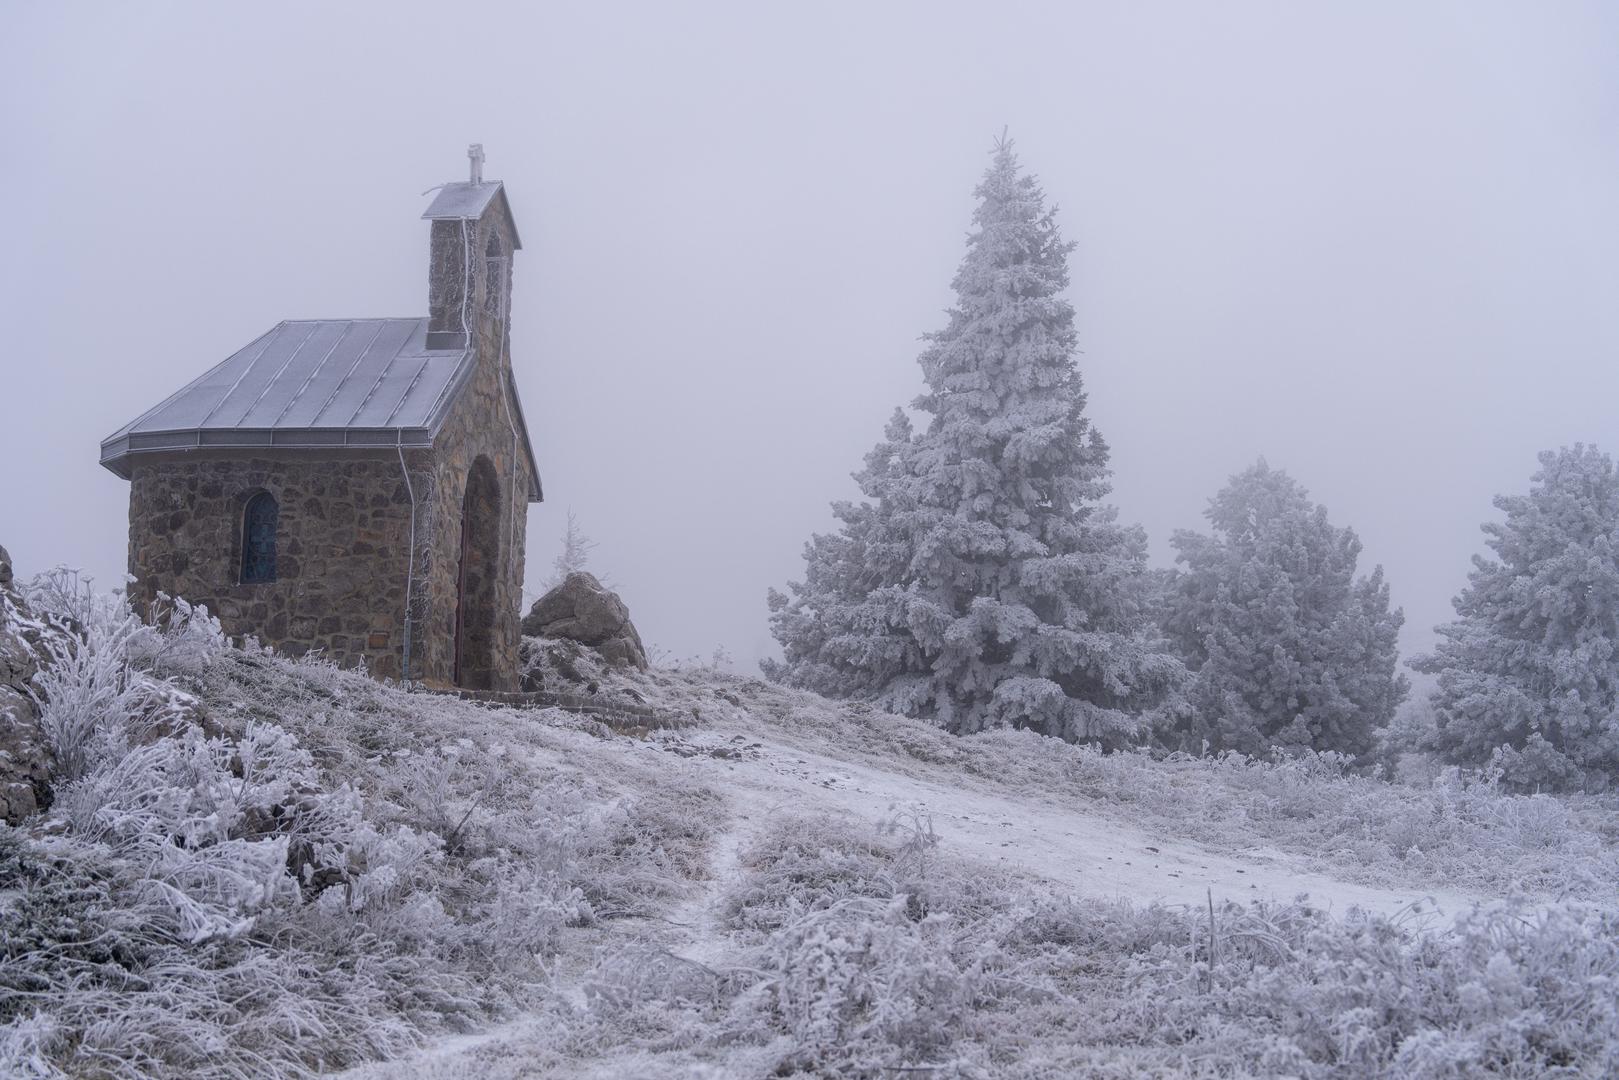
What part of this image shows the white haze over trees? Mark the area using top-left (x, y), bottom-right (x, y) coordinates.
top-left (4, 4), bottom-right (1618, 673)
top-left (766, 143), bottom-right (1184, 744)
top-left (764, 147), bottom-right (1619, 789)
top-left (1414, 445), bottom-right (1619, 791)
top-left (1161, 460), bottom-right (1407, 763)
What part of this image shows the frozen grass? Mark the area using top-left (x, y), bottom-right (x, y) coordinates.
top-left (0, 577), bottom-right (721, 1079)
top-left (613, 665), bottom-right (1619, 901)
top-left (7, 589), bottom-right (1619, 1078)
top-left (574, 812), bottom-right (1619, 1079)
top-left (195, 650), bottom-right (722, 920)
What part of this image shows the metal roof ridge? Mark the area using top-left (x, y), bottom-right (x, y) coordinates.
top-left (279, 316), bottom-right (424, 324)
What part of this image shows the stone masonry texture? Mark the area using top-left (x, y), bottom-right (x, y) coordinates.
top-left (124, 187), bottom-right (534, 689)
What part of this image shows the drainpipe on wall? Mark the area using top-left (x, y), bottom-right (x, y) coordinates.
top-left (396, 436), bottom-right (418, 685)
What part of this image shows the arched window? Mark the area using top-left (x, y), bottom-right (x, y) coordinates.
top-left (240, 492), bottom-right (279, 584)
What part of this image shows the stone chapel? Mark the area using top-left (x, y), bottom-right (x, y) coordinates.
top-left (100, 147), bottom-right (542, 690)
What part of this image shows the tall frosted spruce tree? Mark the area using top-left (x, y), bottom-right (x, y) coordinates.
top-left (1161, 461), bottom-right (1406, 762)
top-left (1413, 445), bottom-right (1619, 791)
top-left (766, 141), bottom-right (1184, 744)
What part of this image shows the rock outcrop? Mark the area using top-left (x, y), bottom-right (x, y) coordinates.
top-left (0, 544), bottom-right (53, 823)
top-left (522, 572), bottom-right (647, 670)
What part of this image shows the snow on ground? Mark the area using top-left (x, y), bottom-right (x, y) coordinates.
top-left (15, 596), bottom-right (1618, 1077)
top-left (332, 669), bottom-right (1523, 1079)
top-left (642, 725), bottom-right (1475, 921)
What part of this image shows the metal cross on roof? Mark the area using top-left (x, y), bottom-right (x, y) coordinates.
top-left (468, 143), bottom-right (484, 184)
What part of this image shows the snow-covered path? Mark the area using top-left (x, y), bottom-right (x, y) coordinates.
top-left (663, 806), bottom-right (753, 968)
top-left (649, 726), bottom-right (1480, 922)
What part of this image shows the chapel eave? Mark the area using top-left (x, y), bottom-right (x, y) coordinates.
top-left (97, 316), bottom-right (544, 502)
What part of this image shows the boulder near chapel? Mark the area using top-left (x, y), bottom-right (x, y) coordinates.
top-left (100, 147), bottom-right (542, 690)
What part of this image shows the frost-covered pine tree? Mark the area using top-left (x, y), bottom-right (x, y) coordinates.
top-left (1161, 460), bottom-right (1407, 761)
top-left (763, 409), bottom-right (919, 698)
top-left (768, 139), bottom-right (1184, 744)
top-left (1413, 445), bottom-right (1619, 791)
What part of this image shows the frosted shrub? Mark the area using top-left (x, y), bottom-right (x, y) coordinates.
top-left (3, 580), bottom-right (598, 1076)
top-left (585, 807), bottom-right (1619, 1078)
top-left (3, 601), bottom-right (418, 1075)
top-left (734, 895), bottom-right (991, 1071)
top-left (1118, 897), bottom-right (1619, 1078)
top-left (1483, 792), bottom-right (1577, 851)
top-left (0, 1010), bottom-right (58, 1080)
top-left (5, 571), bottom-right (732, 1078)
top-left (133, 591), bottom-right (231, 676)
top-left (28, 580), bottom-right (171, 781)
top-left (341, 749), bottom-right (592, 968)
top-left (20, 566), bottom-right (103, 631)
top-left (581, 945), bottom-right (723, 1045)
top-left (724, 815), bottom-right (898, 931)
top-left (36, 607), bottom-right (367, 942)
top-left (56, 730), bottom-right (302, 943)
top-left (0, 822), bottom-right (428, 1079)
top-left (699, 817), bottom-right (1033, 1073)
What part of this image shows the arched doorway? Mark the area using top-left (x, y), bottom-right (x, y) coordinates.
top-left (453, 455), bottom-right (501, 688)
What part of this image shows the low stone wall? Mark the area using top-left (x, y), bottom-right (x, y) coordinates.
top-left (439, 687), bottom-right (693, 731)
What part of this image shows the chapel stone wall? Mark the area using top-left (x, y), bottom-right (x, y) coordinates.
top-left (414, 204), bottom-right (530, 691)
top-left (126, 452), bottom-right (424, 679)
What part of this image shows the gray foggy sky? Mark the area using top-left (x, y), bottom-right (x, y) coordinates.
top-left (3, 1), bottom-right (1617, 671)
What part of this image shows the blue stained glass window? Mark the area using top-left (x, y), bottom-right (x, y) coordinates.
top-left (241, 492), bottom-right (278, 584)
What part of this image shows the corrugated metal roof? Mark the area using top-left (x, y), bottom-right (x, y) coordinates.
top-left (99, 318), bottom-right (542, 501)
top-left (422, 181), bottom-right (522, 250)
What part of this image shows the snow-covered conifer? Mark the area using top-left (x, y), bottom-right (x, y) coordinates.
top-left (1413, 445), bottom-right (1619, 790)
top-left (764, 409), bottom-right (917, 697)
top-left (1162, 460), bottom-right (1406, 761)
top-left (768, 140), bottom-right (1183, 743)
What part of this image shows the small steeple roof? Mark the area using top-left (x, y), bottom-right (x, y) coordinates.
top-left (421, 182), bottom-right (522, 250)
